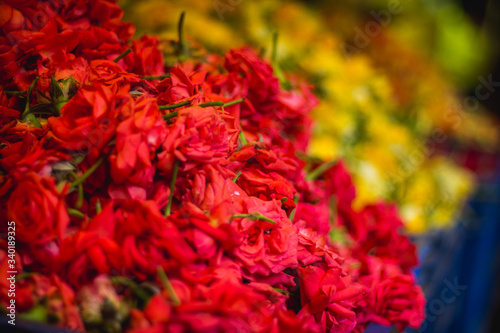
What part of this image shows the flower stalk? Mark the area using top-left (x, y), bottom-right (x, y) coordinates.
top-left (142, 74), bottom-right (171, 80)
top-left (306, 159), bottom-right (338, 181)
top-left (164, 159), bottom-right (179, 216)
top-left (71, 156), bottom-right (106, 188)
top-left (113, 48), bottom-right (131, 63)
top-left (157, 266), bottom-right (181, 306)
top-left (159, 100), bottom-right (191, 111)
top-left (231, 213), bottom-right (276, 224)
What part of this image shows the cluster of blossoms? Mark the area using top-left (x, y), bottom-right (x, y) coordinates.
top-left (0, 1), bottom-right (425, 332)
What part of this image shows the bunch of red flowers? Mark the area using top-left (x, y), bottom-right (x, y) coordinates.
top-left (0, 1), bottom-right (425, 332)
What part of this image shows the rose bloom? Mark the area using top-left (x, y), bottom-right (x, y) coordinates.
top-left (5, 171), bottom-right (69, 245)
top-left (183, 164), bottom-right (243, 211)
top-left (113, 200), bottom-right (198, 281)
top-left (156, 65), bottom-right (206, 104)
top-left (356, 203), bottom-right (418, 273)
top-left (127, 279), bottom-right (320, 333)
top-left (230, 197), bottom-right (298, 283)
top-left (158, 106), bottom-right (230, 172)
top-left (357, 257), bottom-right (425, 331)
top-left (48, 82), bottom-right (132, 155)
top-left (109, 96), bottom-right (168, 189)
top-left (46, 274), bottom-right (85, 331)
top-left (124, 35), bottom-right (164, 76)
top-left (0, 132), bottom-right (67, 177)
top-left (89, 59), bottom-right (141, 88)
top-left (57, 230), bottom-right (123, 287)
top-left (228, 144), bottom-right (299, 210)
top-left (297, 264), bottom-right (366, 333)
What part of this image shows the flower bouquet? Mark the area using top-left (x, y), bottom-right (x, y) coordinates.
top-left (123, 0), bottom-right (500, 234)
top-left (0, 1), bottom-right (424, 332)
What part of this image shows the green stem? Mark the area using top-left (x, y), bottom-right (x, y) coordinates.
top-left (111, 277), bottom-right (151, 302)
top-left (4, 90), bottom-right (27, 96)
top-left (198, 98), bottom-right (245, 108)
top-left (163, 111), bottom-right (179, 121)
top-left (231, 213), bottom-right (276, 224)
top-left (68, 208), bottom-right (84, 218)
top-left (113, 49), bottom-right (131, 63)
top-left (177, 12), bottom-right (188, 61)
top-left (96, 199), bottom-right (102, 214)
top-left (232, 171), bottom-right (242, 183)
top-left (162, 111), bottom-right (179, 121)
top-left (199, 101), bottom-right (224, 107)
top-left (289, 195), bottom-right (299, 222)
top-left (157, 266), bottom-right (181, 306)
top-left (270, 33), bottom-right (290, 90)
top-left (328, 196), bottom-right (337, 225)
top-left (274, 288), bottom-right (291, 296)
top-left (305, 159), bottom-right (338, 181)
top-left (142, 74), bottom-right (171, 80)
top-left (239, 131), bottom-right (248, 146)
top-left (71, 156), bottom-right (106, 188)
top-left (164, 159), bottom-right (179, 216)
top-left (76, 183), bottom-right (84, 209)
top-left (159, 100), bottom-right (190, 110)
top-left (16, 272), bottom-right (35, 281)
top-left (272, 32), bottom-right (278, 64)
top-left (223, 98), bottom-right (245, 107)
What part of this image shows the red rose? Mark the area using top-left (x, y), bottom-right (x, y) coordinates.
top-left (75, 26), bottom-right (124, 62)
top-left (158, 106), bottom-right (230, 172)
top-left (324, 161), bottom-right (357, 213)
top-left (172, 202), bottom-right (242, 257)
top-left (124, 35), bottom-right (164, 76)
top-left (297, 264), bottom-right (365, 332)
top-left (227, 144), bottom-right (301, 212)
top-left (89, 59), bottom-right (141, 88)
top-left (358, 258), bottom-right (425, 331)
top-left (45, 274), bottom-right (85, 331)
top-left (0, 133), bottom-right (66, 177)
top-left (356, 203), bottom-right (418, 273)
top-left (109, 96), bottom-right (168, 188)
top-left (224, 47), bottom-right (279, 106)
top-left (5, 172), bottom-right (69, 245)
top-left (295, 202), bottom-right (331, 235)
top-left (230, 197), bottom-right (298, 281)
top-left (156, 66), bottom-right (206, 104)
top-left (48, 82), bottom-right (129, 155)
top-left (113, 200), bottom-right (198, 281)
top-left (295, 221), bottom-right (343, 267)
top-left (56, 203), bottom-right (122, 286)
top-left (182, 164), bottom-right (244, 211)
top-left (1, 20), bottom-right (78, 90)
top-left (57, 230), bottom-right (123, 287)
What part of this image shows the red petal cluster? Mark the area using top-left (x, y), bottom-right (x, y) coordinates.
top-left (0, 1), bottom-right (425, 332)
